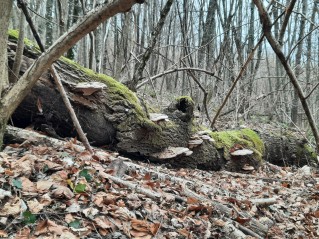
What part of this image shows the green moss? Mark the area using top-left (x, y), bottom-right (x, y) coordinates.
top-left (210, 129), bottom-right (265, 160)
top-left (175, 96), bottom-right (194, 106)
top-left (59, 57), bottom-right (158, 131)
top-left (304, 144), bottom-right (317, 160)
top-left (8, 29), bottom-right (41, 52)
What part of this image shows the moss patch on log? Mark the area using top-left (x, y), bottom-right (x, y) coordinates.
top-left (210, 129), bottom-right (265, 161)
top-left (60, 57), bottom-right (157, 132)
top-left (8, 29), bottom-right (41, 53)
top-left (8, 30), bottom-right (157, 136)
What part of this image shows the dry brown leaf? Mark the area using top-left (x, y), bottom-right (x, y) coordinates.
top-left (149, 222), bottom-right (160, 235)
top-left (131, 219), bottom-right (150, 232)
top-left (27, 198), bottom-right (44, 213)
top-left (65, 214), bottom-right (75, 224)
top-left (59, 231), bottom-right (79, 239)
top-left (51, 185), bottom-right (74, 199)
top-left (93, 191), bottom-right (108, 207)
top-left (0, 230), bottom-right (8, 238)
top-left (82, 207), bottom-right (99, 219)
top-left (39, 193), bottom-right (52, 206)
top-left (50, 171), bottom-right (69, 184)
top-left (35, 219), bottom-right (68, 236)
top-left (144, 172), bottom-right (151, 181)
top-left (312, 210), bottom-right (319, 218)
top-left (235, 216), bottom-right (251, 224)
top-left (0, 197), bottom-right (22, 216)
top-left (35, 158), bottom-right (63, 171)
top-left (213, 219), bottom-right (226, 227)
top-left (94, 216), bottom-right (113, 230)
top-left (14, 227), bottom-right (32, 239)
top-left (36, 180), bottom-right (54, 192)
top-left (177, 228), bottom-right (190, 237)
top-left (12, 154), bottom-right (36, 177)
top-left (78, 151), bottom-right (92, 161)
top-left (130, 230), bottom-right (151, 239)
top-left (187, 197), bottom-right (199, 204)
top-left (21, 177), bottom-right (36, 193)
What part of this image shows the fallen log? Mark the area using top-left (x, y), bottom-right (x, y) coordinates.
top-left (6, 31), bottom-right (318, 171)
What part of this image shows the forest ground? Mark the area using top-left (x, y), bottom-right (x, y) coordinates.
top-left (0, 125), bottom-right (318, 239)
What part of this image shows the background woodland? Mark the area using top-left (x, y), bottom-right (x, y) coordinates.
top-left (7, 0), bottom-right (319, 137)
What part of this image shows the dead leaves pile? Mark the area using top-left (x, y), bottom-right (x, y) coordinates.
top-left (0, 141), bottom-right (318, 238)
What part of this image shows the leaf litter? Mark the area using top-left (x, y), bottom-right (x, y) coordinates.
top-left (0, 139), bottom-right (318, 238)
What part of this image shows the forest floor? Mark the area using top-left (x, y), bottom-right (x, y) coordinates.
top-left (0, 130), bottom-right (318, 239)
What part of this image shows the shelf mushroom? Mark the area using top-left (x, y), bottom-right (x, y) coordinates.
top-left (74, 82), bottom-right (106, 96)
top-left (151, 147), bottom-right (193, 160)
top-left (230, 149), bottom-right (254, 156)
top-left (149, 113), bottom-right (169, 124)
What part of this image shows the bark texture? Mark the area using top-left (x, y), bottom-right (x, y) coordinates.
top-left (0, 0), bottom-right (13, 149)
top-left (6, 36), bottom-right (318, 171)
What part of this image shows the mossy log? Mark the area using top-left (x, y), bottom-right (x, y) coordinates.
top-left (5, 33), bottom-right (318, 171)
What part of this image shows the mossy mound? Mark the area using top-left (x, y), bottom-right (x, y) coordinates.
top-left (8, 29), bottom-right (41, 53)
top-left (210, 128), bottom-right (265, 161)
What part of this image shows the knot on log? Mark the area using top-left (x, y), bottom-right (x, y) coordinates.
top-left (165, 96), bottom-right (194, 122)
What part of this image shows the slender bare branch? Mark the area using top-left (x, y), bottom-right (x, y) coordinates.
top-left (210, 34), bottom-right (265, 129)
top-left (278, 0), bottom-right (297, 45)
top-left (137, 67), bottom-right (221, 89)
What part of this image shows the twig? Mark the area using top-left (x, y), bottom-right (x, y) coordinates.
top-left (210, 34), bottom-right (265, 129)
top-left (137, 67), bottom-right (221, 89)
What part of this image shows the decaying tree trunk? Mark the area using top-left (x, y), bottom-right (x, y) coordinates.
top-left (5, 35), bottom-right (318, 171)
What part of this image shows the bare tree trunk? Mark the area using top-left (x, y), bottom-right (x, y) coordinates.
top-left (290, 0), bottom-right (307, 125)
top-left (0, 0), bottom-right (13, 148)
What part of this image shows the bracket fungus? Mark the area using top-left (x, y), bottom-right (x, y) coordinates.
top-left (230, 149), bottom-right (254, 156)
top-left (151, 147), bottom-right (193, 160)
top-left (74, 82), bottom-right (106, 96)
top-left (149, 113), bottom-right (169, 123)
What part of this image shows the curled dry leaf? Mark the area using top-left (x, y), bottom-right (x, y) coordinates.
top-left (21, 177), bottom-right (37, 193)
top-left (27, 198), bottom-right (44, 214)
top-left (51, 185), bottom-right (74, 199)
top-left (0, 230), bottom-right (8, 238)
top-left (94, 216), bottom-right (113, 230)
top-left (35, 219), bottom-right (69, 236)
top-left (130, 219), bottom-right (153, 238)
top-left (78, 151), bottom-right (93, 161)
top-left (36, 180), bottom-right (54, 193)
top-left (12, 154), bottom-right (36, 177)
top-left (82, 207), bottom-right (99, 219)
top-left (39, 193), bottom-right (52, 206)
top-left (0, 197), bottom-right (22, 216)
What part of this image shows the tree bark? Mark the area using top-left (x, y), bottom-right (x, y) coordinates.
top-left (0, 0), bottom-right (13, 149)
